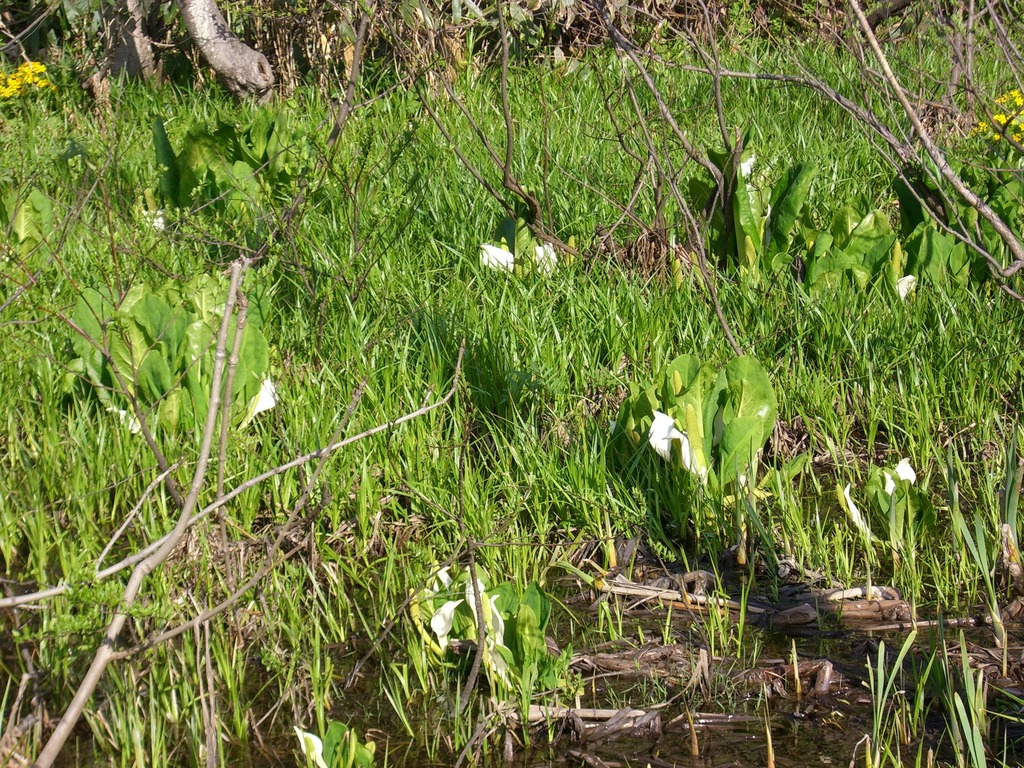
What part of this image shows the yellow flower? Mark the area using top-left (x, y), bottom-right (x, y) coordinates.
top-left (995, 89), bottom-right (1024, 108)
top-left (0, 61), bottom-right (54, 98)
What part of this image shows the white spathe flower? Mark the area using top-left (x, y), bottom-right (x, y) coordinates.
top-left (293, 727), bottom-right (328, 768)
top-left (883, 472), bottom-right (897, 496)
top-left (430, 597), bottom-right (463, 650)
top-left (883, 458), bottom-right (917, 495)
top-left (843, 483), bottom-right (878, 543)
top-left (241, 379), bottom-right (279, 428)
top-left (435, 566), bottom-right (454, 589)
top-left (896, 275), bottom-right (917, 300)
top-left (464, 578), bottom-right (510, 682)
top-left (252, 379), bottom-right (278, 416)
top-left (739, 154), bottom-right (756, 177)
top-left (533, 242), bottom-right (557, 274)
top-left (480, 243), bottom-right (515, 271)
top-left (648, 410), bottom-right (685, 463)
top-left (108, 406), bottom-right (141, 435)
top-left (648, 410), bottom-right (705, 478)
top-left (894, 458), bottom-right (916, 484)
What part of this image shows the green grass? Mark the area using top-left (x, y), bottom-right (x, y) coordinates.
top-left (1, 29), bottom-right (1023, 767)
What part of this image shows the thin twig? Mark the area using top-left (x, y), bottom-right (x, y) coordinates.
top-left (31, 260), bottom-right (248, 768)
top-left (849, 0), bottom-right (1024, 277)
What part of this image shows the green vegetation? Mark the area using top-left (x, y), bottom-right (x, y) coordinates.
top-left (1, 22), bottom-right (1023, 768)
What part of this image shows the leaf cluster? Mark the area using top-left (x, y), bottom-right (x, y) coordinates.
top-left (65, 274), bottom-right (272, 435)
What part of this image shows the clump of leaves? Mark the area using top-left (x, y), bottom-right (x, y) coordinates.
top-left (151, 111), bottom-right (310, 221)
top-left (838, 458), bottom-right (935, 565)
top-left (802, 203), bottom-right (909, 295)
top-left (65, 274), bottom-right (274, 435)
top-left (479, 213), bottom-right (568, 275)
top-left (701, 129), bottom-right (817, 285)
top-left (0, 186), bottom-right (52, 259)
top-left (410, 567), bottom-right (572, 702)
top-left (294, 721), bottom-right (375, 768)
top-left (612, 354), bottom-right (778, 493)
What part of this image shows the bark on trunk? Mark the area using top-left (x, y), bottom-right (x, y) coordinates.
top-left (179, 0), bottom-right (274, 101)
top-left (109, 0), bottom-right (157, 79)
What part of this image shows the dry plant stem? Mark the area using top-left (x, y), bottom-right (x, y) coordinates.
top-left (849, 0), bottom-right (1024, 276)
top-left (113, 377), bottom-right (371, 653)
top-left (495, 0), bottom-right (542, 224)
top-left (592, 0), bottom-right (723, 190)
top-left (326, 12), bottom-right (370, 154)
top-left (95, 463), bottom-right (180, 574)
top-left (0, 348), bottom-right (463, 612)
top-left (988, 1), bottom-right (1024, 88)
top-left (621, 78), bottom-right (743, 355)
top-left (218, 296), bottom-right (247, 498)
top-left (30, 260), bottom-right (248, 768)
top-left (196, 620), bottom-right (218, 768)
top-left (217, 295), bottom-right (248, 592)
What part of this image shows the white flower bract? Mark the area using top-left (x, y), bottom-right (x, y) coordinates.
top-left (882, 458), bottom-right (917, 495)
top-left (533, 242), bottom-right (557, 274)
top-left (108, 406), bottom-right (141, 435)
top-left (252, 379), bottom-right (278, 416)
top-left (480, 243), bottom-right (515, 271)
top-left (896, 275), bottom-right (917, 300)
top-left (894, 458), bottom-right (916, 484)
top-left (843, 483), bottom-right (878, 543)
top-left (293, 727), bottom-right (328, 768)
top-left (648, 410), bottom-right (685, 463)
top-left (648, 410), bottom-right (705, 478)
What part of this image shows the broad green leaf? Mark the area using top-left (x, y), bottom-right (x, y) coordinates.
top-left (673, 360), bottom-right (720, 466)
top-left (662, 354), bottom-right (701, 400)
top-left (71, 288), bottom-right (115, 370)
top-left (118, 283), bottom-right (147, 315)
top-left (189, 275), bottom-right (226, 323)
top-left (766, 162), bottom-right (817, 258)
top-left (893, 175), bottom-right (932, 237)
top-left (495, 216), bottom-right (519, 256)
top-left (733, 169), bottom-right (762, 258)
top-left (741, 234), bottom-right (757, 271)
top-left (10, 188), bottom-right (52, 253)
top-left (903, 223), bottom-right (960, 285)
top-left (107, 305), bottom-right (151, 394)
top-left (831, 205), bottom-right (863, 243)
top-left (129, 293), bottom-right (173, 347)
top-left (840, 210), bottom-right (895, 274)
top-left (137, 349), bottom-right (175, 402)
top-left (489, 581), bottom-right (519, 618)
top-left (803, 232), bottom-right (837, 287)
top-left (682, 402), bottom-right (710, 476)
top-left (719, 416), bottom-right (764, 486)
top-left (162, 389), bottom-right (181, 432)
top-left (720, 356), bottom-right (778, 428)
top-left (153, 118), bottom-right (181, 205)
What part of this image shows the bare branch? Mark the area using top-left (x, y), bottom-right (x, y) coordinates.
top-left (849, 0), bottom-right (1024, 277)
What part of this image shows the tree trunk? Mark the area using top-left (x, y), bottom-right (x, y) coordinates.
top-left (179, 0), bottom-right (274, 101)
top-left (109, 0), bottom-right (157, 80)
